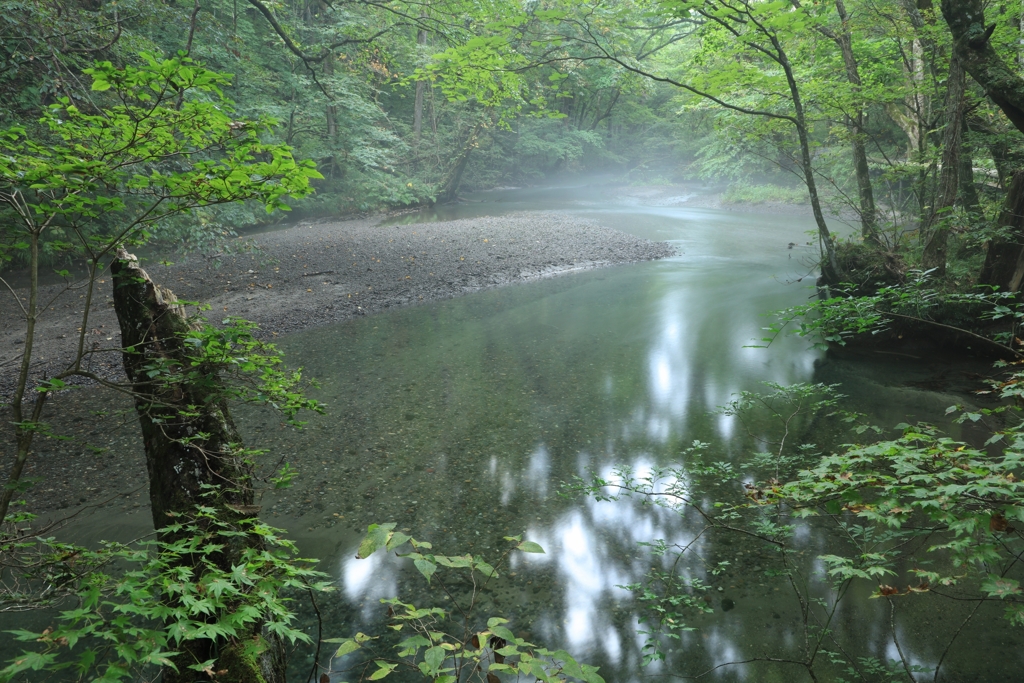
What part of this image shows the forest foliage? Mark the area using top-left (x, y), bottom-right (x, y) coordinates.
top-left (8, 0), bottom-right (1024, 681)
top-left (4, 0), bottom-right (1024, 283)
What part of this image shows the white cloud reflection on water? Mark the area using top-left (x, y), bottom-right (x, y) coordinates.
top-left (507, 458), bottom-right (705, 668)
top-left (331, 290), bottom-right (824, 681)
top-left (341, 546), bottom-right (400, 619)
top-left (646, 291), bottom-right (691, 435)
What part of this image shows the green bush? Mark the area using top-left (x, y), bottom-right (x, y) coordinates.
top-left (721, 183), bottom-right (808, 205)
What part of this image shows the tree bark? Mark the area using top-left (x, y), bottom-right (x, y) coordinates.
top-left (896, 0), bottom-right (941, 223)
top-left (324, 53), bottom-right (337, 142)
top-left (413, 27), bottom-right (427, 142)
top-left (940, 0), bottom-right (1024, 287)
top-left (958, 117), bottom-right (981, 212)
top-left (435, 122), bottom-right (481, 204)
top-left (111, 249), bottom-right (285, 683)
top-left (942, 0), bottom-right (1024, 136)
top-left (0, 230), bottom-right (40, 525)
top-left (832, 0), bottom-right (879, 243)
top-left (777, 46), bottom-right (841, 281)
top-left (979, 171), bottom-right (1024, 290)
top-left (590, 88), bottom-right (620, 130)
top-left (765, 1), bottom-right (841, 278)
top-left (921, 53), bottom-right (966, 274)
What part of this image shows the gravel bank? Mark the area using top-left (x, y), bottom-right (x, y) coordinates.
top-left (2, 211), bottom-right (671, 516)
top-left (1, 211), bottom-right (673, 400)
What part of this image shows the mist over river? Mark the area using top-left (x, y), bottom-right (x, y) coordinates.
top-left (13, 183), bottom-right (1015, 681)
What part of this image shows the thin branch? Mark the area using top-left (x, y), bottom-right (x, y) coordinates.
top-left (879, 309), bottom-right (1023, 358)
top-left (888, 597), bottom-right (917, 682)
top-left (0, 274), bottom-right (28, 317)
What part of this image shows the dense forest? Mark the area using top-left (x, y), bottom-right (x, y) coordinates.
top-left (5, 0), bottom-right (1024, 256)
top-left (6, 0), bottom-right (1024, 681)
top-left (6, 0), bottom-right (1024, 275)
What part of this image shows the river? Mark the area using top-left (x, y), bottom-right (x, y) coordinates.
top-left (250, 183), bottom-right (1012, 682)
top-left (9, 182), bottom-right (1018, 681)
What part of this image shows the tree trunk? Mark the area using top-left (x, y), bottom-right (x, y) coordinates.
top-left (897, 0), bottom-right (938, 223)
top-left (833, 0), bottom-right (879, 243)
top-left (590, 88), bottom-right (620, 130)
top-left (110, 249), bottom-right (285, 683)
top-left (414, 81), bottom-right (425, 139)
top-left (325, 53), bottom-right (337, 141)
top-left (849, 118), bottom-right (878, 241)
top-left (921, 53), bottom-right (966, 275)
top-left (413, 26), bottom-right (427, 143)
top-left (776, 42), bottom-right (841, 281)
top-left (942, 0), bottom-right (1024, 136)
top-left (979, 171), bottom-right (1024, 290)
top-left (958, 118), bottom-right (981, 212)
top-left (435, 123), bottom-right (481, 204)
top-left (323, 39), bottom-right (337, 178)
top-left (0, 229), bottom-right (44, 525)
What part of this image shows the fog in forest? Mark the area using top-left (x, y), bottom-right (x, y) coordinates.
top-left (3, 1), bottom-right (1024, 682)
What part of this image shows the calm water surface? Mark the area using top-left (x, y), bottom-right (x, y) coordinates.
top-left (239, 185), bottom-right (1015, 682)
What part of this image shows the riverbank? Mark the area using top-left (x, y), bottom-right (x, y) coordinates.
top-left (608, 181), bottom-right (860, 219)
top-left (1, 211), bottom-right (673, 516)
top-left (0, 211), bottom-right (674, 400)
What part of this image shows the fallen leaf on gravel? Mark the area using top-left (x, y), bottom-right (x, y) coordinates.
top-left (306, 288), bottom-right (312, 292)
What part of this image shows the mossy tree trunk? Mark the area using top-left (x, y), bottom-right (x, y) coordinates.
top-left (111, 249), bottom-right (285, 683)
top-left (958, 118), bottom-right (981, 213)
top-left (435, 122), bottom-right (482, 204)
top-left (832, 0), bottom-right (879, 244)
top-left (942, 0), bottom-right (1024, 136)
top-left (942, 0), bottom-right (1024, 289)
top-left (921, 53), bottom-right (967, 275)
top-left (979, 171), bottom-right (1024, 291)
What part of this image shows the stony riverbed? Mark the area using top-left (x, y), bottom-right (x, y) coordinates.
top-left (0, 211), bottom-right (673, 515)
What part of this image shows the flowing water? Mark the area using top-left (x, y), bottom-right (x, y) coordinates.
top-left (13, 183), bottom-right (1021, 681)
top-left (243, 183), bottom-right (1016, 682)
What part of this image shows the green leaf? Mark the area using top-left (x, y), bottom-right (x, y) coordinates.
top-left (552, 651), bottom-right (583, 679)
top-left (424, 646), bottom-right (445, 672)
top-left (517, 541), bottom-right (544, 554)
top-left (397, 635), bottom-right (431, 657)
top-left (982, 575), bottom-right (1022, 599)
top-left (474, 559), bottom-right (497, 577)
top-left (368, 662), bottom-right (397, 680)
top-left (333, 639), bottom-right (361, 657)
top-left (414, 558), bottom-right (437, 583)
top-left (529, 658), bottom-right (550, 682)
top-left (358, 523), bottom-right (396, 559)
top-left (491, 625), bottom-right (516, 642)
top-left (386, 532), bottom-right (412, 551)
